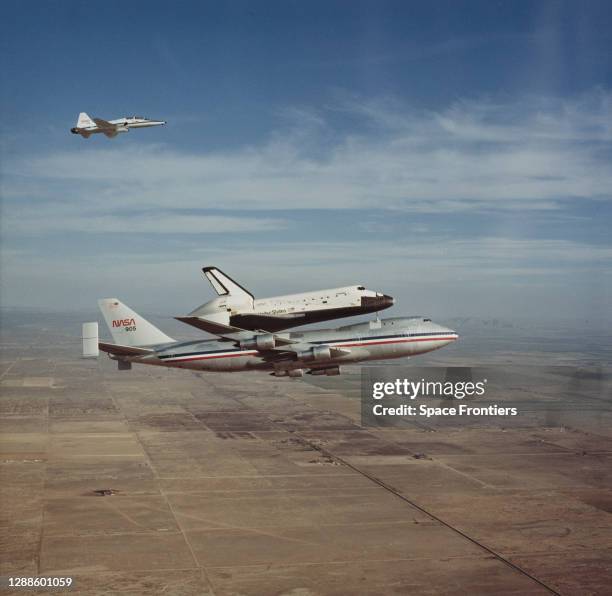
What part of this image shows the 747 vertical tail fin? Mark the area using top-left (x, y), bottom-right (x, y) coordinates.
top-left (98, 298), bottom-right (175, 347)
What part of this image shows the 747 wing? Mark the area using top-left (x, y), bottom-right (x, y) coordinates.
top-left (175, 315), bottom-right (350, 362)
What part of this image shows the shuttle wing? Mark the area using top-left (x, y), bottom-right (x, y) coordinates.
top-left (174, 316), bottom-right (255, 338)
top-left (230, 312), bottom-right (305, 332)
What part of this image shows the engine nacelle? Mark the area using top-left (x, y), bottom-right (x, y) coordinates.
top-left (297, 345), bottom-right (332, 362)
top-left (308, 366), bottom-right (340, 376)
top-left (116, 126), bottom-right (129, 133)
top-left (240, 334), bottom-right (275, 351)
top-left (272, 368), bottom-right (304, 378)
top-left (70, 127), bottom-right (79, 134)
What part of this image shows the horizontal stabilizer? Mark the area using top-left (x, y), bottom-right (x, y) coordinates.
top-left (98, 342), bottom-right (154, 357)
top-left (82, 322), bottom-right (99, 358)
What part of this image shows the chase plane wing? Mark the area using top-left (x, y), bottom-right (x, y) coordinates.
top-left (93, 117), bottom-right (116, 130)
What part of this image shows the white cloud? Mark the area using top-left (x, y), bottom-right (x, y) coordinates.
top-left (2, 236), bottom-right (609, 321)
top-left (4, 92), bottom-right (612, 233)
top-left (4, 211), bottom-right (286, 235)
top-left (2, 93), bottom-right (611, 319)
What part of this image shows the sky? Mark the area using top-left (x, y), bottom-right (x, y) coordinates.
top-left (1, 0), bottom-right (611, 324)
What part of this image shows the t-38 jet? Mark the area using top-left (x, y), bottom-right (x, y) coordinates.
top-left (188, 266), bottom-right (395, 332)
top-left (70, 112), bottom-right (166, 138)
top-left (86, 298), bottom-right (458, 378)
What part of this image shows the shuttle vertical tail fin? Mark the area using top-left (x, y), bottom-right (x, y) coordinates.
top-left (202, 267), bottom-right (254, 304)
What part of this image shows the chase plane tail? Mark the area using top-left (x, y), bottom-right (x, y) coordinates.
top-left (77, 112), bottom-right (95, 128)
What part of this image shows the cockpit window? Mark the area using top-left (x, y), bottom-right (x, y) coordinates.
top-left (357, 286), bottom-right (365, 290)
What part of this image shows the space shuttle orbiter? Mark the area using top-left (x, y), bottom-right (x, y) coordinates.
top-left (178, 267), bottom-right (394, 334)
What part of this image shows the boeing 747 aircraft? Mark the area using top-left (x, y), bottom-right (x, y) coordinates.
top-left (189, 266), bottom-right (394, 332)
top-left (70, 112), bottom-right (166, 138)
top-left (88, 299), bottom-right (458, 378)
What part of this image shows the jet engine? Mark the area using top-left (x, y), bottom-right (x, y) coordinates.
top-left (240, 334), bottom-right (276, 350)
top-left (271, 368), bottom-right (304, 378)
top-left (70, 127), bottom-right (79, 134)
top-left (297, 345), bottom-right (332, 362)
top-left (308, 366), bottom-right (341, 376)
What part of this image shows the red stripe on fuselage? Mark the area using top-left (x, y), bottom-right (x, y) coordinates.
top-left (162, 336), bottom-right (458, 363)
top-left (166, 350), bottom-right (259, 363)
top-left (334, 336), bottom-right (458, 348)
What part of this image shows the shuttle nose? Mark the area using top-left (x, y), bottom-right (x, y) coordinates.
top-left (362, 294), bottom-right (395, 311)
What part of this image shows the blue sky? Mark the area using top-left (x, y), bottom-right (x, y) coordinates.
top-left (1, 1), bottom-right (611, 322)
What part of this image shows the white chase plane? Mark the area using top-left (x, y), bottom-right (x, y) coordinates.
top-left (88, 298), bottom-right (458, 378)
top-left (70, 112), bottom-right (166, 138)
top-left (187, 266), bottom-right (395, 333)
